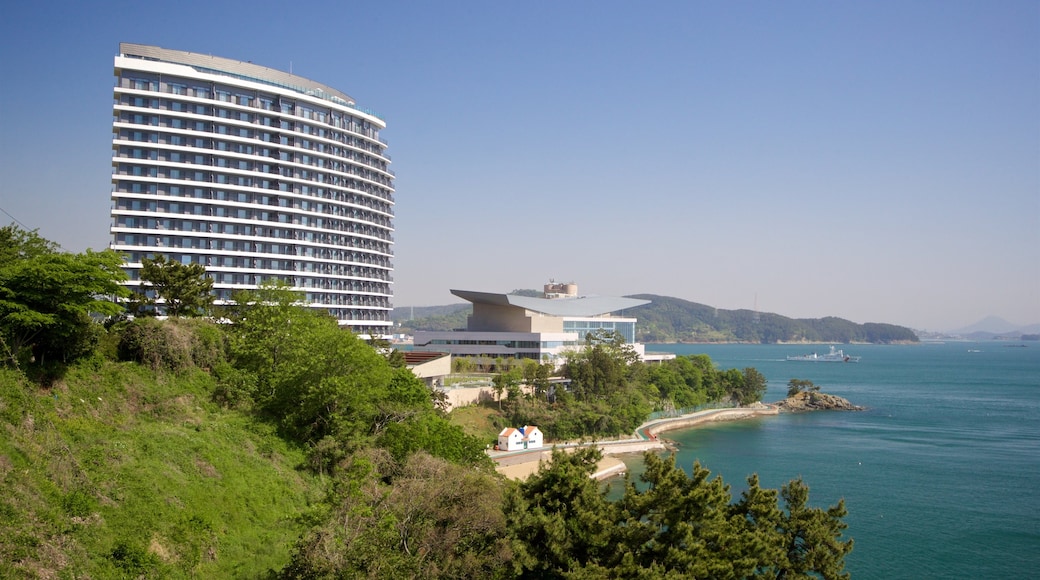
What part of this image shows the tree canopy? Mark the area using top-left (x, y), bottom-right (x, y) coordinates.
top-left (137, 254), bottom-right (213, 317)
top-left (0, 225), bottom-right (128, 369)
top-left (505, 448), bottom-right (853, 579)
top-left (220, 281), bottom-right (488, 467)
top-left (0, 229), bottom-right (854, 578)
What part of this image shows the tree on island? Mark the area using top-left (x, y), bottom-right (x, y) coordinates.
top-left (787, 378), bottom-right (821, 397)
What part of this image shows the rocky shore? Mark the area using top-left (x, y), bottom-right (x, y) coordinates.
top-left (774, 391), bottom-right (864, 412)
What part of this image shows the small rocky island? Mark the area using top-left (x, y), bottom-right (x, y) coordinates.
top-left (774, 379), bottom-right (864, 412)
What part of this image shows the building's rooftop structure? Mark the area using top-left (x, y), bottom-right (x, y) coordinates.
top-left (119, 43), bottom-right (361, 112)
top-left (450, 289), bottom-right (649, 318)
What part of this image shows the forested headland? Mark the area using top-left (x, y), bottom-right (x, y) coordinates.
top-left (1, 225), bottom-right (853, 578)
top-left (393, 292), bottom-right (918, 344)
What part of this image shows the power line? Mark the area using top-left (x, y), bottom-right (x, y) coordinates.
top-left (0, 206), bottom-right (68, 252)
top-left (0, 205), bottom-right (31, 231)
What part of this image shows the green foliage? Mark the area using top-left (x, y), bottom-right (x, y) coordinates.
top-left (733, 367), bottom-right (768, 406)
top-left (504, 447), bottom-right (613, 575)
top-left (398, 294), bottom-right (918, 343)
top-left (392, 303), bottom-right (471, 333)
top-left (0, 359), bottom-right (323, 578)
top-left (137, 254), bottom-right (214, 317)
top-left (778, 478), bottom-right (854, 579)
top-left (493, 367), bottom-right (522, 411)
top-left (628, 294), bottom-right (918, 344)
top-left (0, 225), bottom-right (129, 370)
top-left (564, 331), bottom-right (639, 401)
top-left (223, 281), bottom-right (488, 466)
top-left (109, 541), bottom-right (161, 576)
top-left (115, 317), bottom-right (227, 372)
top-left (0, 228), bottom-right (852, 577)
top-left (787, 378), bottom-right (819, 397)
top-left (282, 450), bottom-right (510, 579)
top-left (505, 450), bottom-right (853, 579)
top-left (209, 361), bottom-right (258, 409)
top-left (496, 345), bottom-right (767, 441)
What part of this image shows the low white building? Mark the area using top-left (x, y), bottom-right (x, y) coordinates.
top-left (498, 425), bottom-right (543, 451)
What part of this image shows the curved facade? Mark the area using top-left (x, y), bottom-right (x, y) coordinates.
top-left (109, 43), bottom-right (394, 335)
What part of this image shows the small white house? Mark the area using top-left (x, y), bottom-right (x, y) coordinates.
top-left (498, 425), bottom-right (543, 451)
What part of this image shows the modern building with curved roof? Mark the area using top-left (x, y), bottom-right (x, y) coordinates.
top-left (413, 283), bottom-right (652, 364)
top-left (108, 43), bottom-right (394, 335)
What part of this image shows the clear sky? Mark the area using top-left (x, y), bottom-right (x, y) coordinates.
top-left (1, 1), bottom-right (1037, 331)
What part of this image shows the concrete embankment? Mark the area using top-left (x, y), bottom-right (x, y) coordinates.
top-left (642, 405), bottom-right (779, 439)
top-left (492, 405), bottom-right (779, 481)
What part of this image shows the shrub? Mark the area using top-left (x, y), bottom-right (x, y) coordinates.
top-left (210, 362), bottom-right (256, 409)
top-left (115, 318), bottom-right (227, 372)
top-left (61, 489), bottom-right (96, 518)
top-left (109, 541), bottom-right (160, 576)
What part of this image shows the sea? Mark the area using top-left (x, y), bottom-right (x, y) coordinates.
top-left (604, 342), bottom-right (1040, 579)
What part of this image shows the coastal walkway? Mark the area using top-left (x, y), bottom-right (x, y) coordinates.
top-left (489, 403), bottom-right (780, 480)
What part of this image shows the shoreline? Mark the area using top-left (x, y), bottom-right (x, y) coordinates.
top-left (492, 404), bottom-right (780, 481)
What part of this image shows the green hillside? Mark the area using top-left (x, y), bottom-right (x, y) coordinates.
top-left (391, 303), bottom-right (469, 332)
top-left (628, 294), bottom-right (918, 343)
top-left (0, 226), bottom-right (855, 578)
top-left (0, 364), bottom-right (322, 578)
top-left (394, 293), bottom-right (918, 344)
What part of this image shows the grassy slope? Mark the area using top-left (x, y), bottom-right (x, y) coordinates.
top-left (0, 363), bottom-right (323, 579)
top-left (448, 404), bottom-right (502, 443)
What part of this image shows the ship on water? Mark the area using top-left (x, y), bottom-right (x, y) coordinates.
top-left (786, 345), bottom-right (861, 363)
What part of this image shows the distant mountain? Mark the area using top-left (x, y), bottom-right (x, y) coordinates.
top-left (626, 294), bottom-right (917, 344)
top-left (391, 303), bottom-right (470, 331)
top-left (952, 316), bottom-right (1020, 335)
top-left (948, 317), bottom-right (1040, 340)
top-left (392, 293), bottom-right (918, 344)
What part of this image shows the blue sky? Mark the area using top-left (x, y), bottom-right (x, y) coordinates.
top-left (1, 1), bottom-right (1037, 331)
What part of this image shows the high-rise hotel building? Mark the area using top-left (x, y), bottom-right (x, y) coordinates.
top-left (109, 43), bottom-right (394, 335)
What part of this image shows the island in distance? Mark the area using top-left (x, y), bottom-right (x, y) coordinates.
top-left (775, 391), bottom-right (865, 412)
top-left (774, 379), bottom-right (864, 412)
top-left (393, 292), bottom-right (919, 344)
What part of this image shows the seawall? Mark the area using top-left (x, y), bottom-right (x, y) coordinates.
top-left (642, 405), bottom-right (780, 439)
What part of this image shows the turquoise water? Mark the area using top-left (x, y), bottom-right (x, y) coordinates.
top-left (608, 342), bottom-right (1040, 579)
